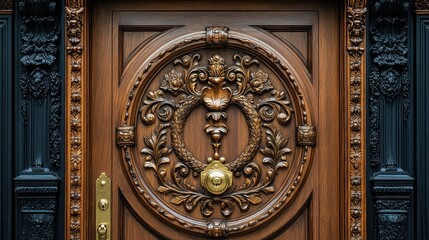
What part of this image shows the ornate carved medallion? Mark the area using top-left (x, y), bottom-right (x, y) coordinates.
top-left (117, 28), bottom-right (315, 237)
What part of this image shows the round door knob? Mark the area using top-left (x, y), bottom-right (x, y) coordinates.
top-left (201, 161), bottom-right (232, 195)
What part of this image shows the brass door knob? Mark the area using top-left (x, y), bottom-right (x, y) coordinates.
top-left (201, 161), bottom-right (232, 195)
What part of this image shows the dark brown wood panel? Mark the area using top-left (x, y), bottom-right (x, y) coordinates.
top-left (89, 1), bottom-right (341, 239)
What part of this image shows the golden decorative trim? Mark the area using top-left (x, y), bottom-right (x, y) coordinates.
top-left (65, 0), bottom-right (86, 239)
top-left (346, 0), bottom-right (366, 239)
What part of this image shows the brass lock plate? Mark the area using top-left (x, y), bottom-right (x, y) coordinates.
top-left (96, 173), bottom-right (111, 240)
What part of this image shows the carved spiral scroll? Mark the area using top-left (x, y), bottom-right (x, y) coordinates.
top-left (171, 94), bottom-right (262, 173)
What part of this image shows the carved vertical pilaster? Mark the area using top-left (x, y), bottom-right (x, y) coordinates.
top-left (18, 0), bottom-right (62, 171)
top-left (346, 1), bottom-right (367, 239)
top-left (416, 14), bottom-right (429, 240)
top-left (367, 0), bottom-right (414, 239)
top-left (65, 0), bottom-right (85, 239)
top-left (0, 12), bottom-right (13, 240)
top-left (14, 0), bottom-right (64, 239)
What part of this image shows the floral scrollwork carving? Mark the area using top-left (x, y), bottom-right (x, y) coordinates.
top-left (142, 123), bottom-right (291, 217)
top-left (138, 53), bottom-right (296, 218)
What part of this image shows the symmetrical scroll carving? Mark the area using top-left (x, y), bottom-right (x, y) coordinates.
top-left (140, 54), bottom-right (293, 217)
top-left (66, 0), bottom-right (85, 239)
top-left (119, 30), bottom-right (313, 235)
top-left (346, 1), bottom-right (366, 239)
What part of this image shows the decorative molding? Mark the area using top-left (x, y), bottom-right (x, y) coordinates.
top-left (415, 16), bottom-right (429, 240)
top-left (346, 1), bottom-right (367, 239)
top-left (368, 0), bottom-right (410, 171)
top-left (0, 0), bottom-right (12, 10)
top-left (120, 32), bottom-right (312, 235)
top-left (18, 0), bottom-right (62, 169)
top-left (65, 0), bottom-right (85, 239)
top-left (65, 1), bottom-right (368, 239)
top-left (14, 175), bottom-right (60, 240)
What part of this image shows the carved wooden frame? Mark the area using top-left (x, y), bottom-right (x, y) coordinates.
top-left (64, 0), bottom-right (367, 239)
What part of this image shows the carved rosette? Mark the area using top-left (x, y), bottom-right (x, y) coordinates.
top-left (346, 1), bottom-right (366, 240)
top-left (66, 0), bottom-right (85, 239)
top-left (118, 28), bottom-right (314, 237)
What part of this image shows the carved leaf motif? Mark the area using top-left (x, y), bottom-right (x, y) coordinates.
top-left (246, 195), bottom-right (263, 204)
top-left (202, 87), bottom-right (232, 111)
top-left (260, 124), bottom-right (291, 174)
top-left (141, 124), bottom-right (172, 178)
top-left (171, 195), bottom-right (189, 205)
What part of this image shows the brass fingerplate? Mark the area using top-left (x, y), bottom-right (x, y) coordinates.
top-left (96, 173), bottom-right (111, 240)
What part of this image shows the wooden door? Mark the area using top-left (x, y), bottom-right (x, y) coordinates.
top-left (89, 1), bottom-right (340, 239)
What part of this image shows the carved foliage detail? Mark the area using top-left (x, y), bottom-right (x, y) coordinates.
top-left (66, 0), bottom-right (85, 239)
top-left (140, 54), bottom-right (294, 218)
top-left (19, 0), bottom-right (62, 168)
top-left (347, 2), bottom-right (366, 240)
top-left (120, 31), bottom-right (312, 234)
top-left (368, 0), bottom-right (410, 170)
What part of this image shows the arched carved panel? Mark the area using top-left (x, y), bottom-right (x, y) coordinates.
top-left (116, 27), bottom-right (315, 237)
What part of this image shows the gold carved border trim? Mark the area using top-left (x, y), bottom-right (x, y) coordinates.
top-left (64, 0), bottom-right (367, 239)
top-left (346, 0), bottom-right (366, 239)
top-left (65, 0), bottom-right (86, 239)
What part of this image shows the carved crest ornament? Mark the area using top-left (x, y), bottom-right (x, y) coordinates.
top-left (115, 27), bottom-right (316, 237)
